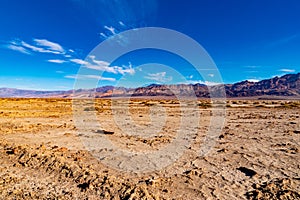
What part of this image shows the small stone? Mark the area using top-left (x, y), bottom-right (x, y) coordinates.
top-left (64, 132), bottom-right (72, 136)
top-left (58, 147), bottom-right (68, 152)
top-left (293, 130), bottom-right (300, 134)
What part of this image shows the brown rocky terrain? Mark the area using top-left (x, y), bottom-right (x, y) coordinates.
top-left (225, 73), bottom-right (300, 97)
top-left (0, 98), bottom-right (299, 199)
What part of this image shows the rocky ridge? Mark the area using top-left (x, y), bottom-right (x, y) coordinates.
top-left (0, 73), bottom-right (299, 98)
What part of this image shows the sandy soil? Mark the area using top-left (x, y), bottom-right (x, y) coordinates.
top-left (0, 98), bottom-right (299, 199)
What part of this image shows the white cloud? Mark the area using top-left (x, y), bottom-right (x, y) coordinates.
top-left (119, 66), bottom-right (135, 75)
top-left (88, 55), bottom-right (110, 67)
top-left (21, 41), bottom-right (47, 53)
top-left (279, 68), bottom-right (295, 73)
top-left (48, 59), bottom-right (66, 64)
top-left (70, 59), bottom-right (89, 65)
top-left (104, 25), bottom-right (117, 35)
top-left (208, 73), bottom-right (214, 77)
top-left (83, 55), bottom-right (135, 75)
top-left (33, 39), bottom-right (64, 53)
top-left (246, 79), bottom-right (260, 82)
top-left (183, 80), bottom-right (221, 86)
top-left (63, 49), bottom-right (75, 58)
top-left (100, 24), bottom-right (129, 46)
top-left (6, 38), bottom-right (65, 55)
top-left (144, 72), bottom-right (172, 82)
top-left (244, 65), bottom-right (260, 69)
top-left (119, 62), bottom-right (135, 75)
top-left (246, 70), bottom-right (259, 73)
top-left (65, 74), bottom-right (116, 81)
top-left (119, 21), bottom-right (125, 26)
top-left (21, 40), bottom-right (62, 54)
top-left (137, 67), bottom-right (143, 72)
top-left (100, 33), bottom-right (108, 39)
top-left (100, 25), bottom-right (118, 39)
top-left (199, 81), bottom-right (220, 86)
top-left (6, 44), bottom-right (31, 54)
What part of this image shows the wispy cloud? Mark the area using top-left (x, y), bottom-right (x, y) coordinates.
top-left (71, 0), bottom-right (158, 30)
top-left (268, 34), bottom-right (298, 47)
top-left (100, 25), bottom-right (119, 39)
top-left (244, 65), bottom-right (260, 69)
top-left (100, 25), bottom-right (119, 40)
top-left (21, 41), bottom-right (50, 53)
top-left (65, 74), bottom-right (116, 81)
top-left (74, 55), bottom-right (135, 75)
top-left (208, 73), bottom-right (214, 77)
top-left (6, 44), bottom-right (31, 54)
top-left (64, 54), bottom-right (72, 58)
top-left (119, 21), bottom-right (125, 27)
top-left (104, 25), bottom-right (117, 35)
top-left (99, 33), bottom-right (108, 39)
top-left (144, 72), bottom-right (172, 83)
top-left (100, 23), bottom-right (131, 46)
top-left (279, 68), bottom-right (295, 73)
top-left (22, 40), bottom-right (63, 54)
top-left (34, 39), bottom-right (64, 53)
top-left (48, 59), bottom-right (66, 64)
top-left (70, 58), bottom-right (88, 65)
top-left (245, 70), bottom-right (259, 73)
top-left (5, 38), bottom-right (66, 55)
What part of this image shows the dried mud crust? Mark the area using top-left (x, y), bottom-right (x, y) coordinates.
top-left (246, 178), bottom-right (300, 200)
top-left (0, 98), bottom-right (300, 199)
top-left (0, 140), bottom-right (164, 200)
top-left (1, 139), bottom-right (299, 200)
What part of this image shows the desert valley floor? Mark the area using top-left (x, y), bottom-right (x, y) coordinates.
top-left (0, 98), bottom-right (299, 199)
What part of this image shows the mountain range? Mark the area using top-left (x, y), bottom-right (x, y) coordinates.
top-left (1, 73), bottom-right (299, 98)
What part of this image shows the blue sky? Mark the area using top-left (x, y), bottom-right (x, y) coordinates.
top-left (0, 0), bottom-right (299, 90)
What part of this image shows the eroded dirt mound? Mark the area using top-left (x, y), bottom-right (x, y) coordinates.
top-left (246, 178), bottom-right (300, 200)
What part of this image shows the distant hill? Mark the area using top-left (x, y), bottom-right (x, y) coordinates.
top-left (0, 88), bottom-right (71, 98)
top-left (224, 73), bottom-right (300, 97)
top-left (0, 73), bottom-right (299, 98)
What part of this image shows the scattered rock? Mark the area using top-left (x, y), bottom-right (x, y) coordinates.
top-left (237, 167), bottom-right (257, 178)
top-left (57, 147), bottom-right (68, 152)
top-left (246, 178), bottom-right (300, 200)
top-left (77, 182), bottom-right (90, 191)
top-left (95, 129), bottom-right (114, 135)
top-left (64, 132), bottom-right (72, 136)
top-left (217, 148), bottom-right (226, 153)
top-left (293, 130), bottom-right (300, 134)
top-left (219, 134), bottom-right (225, 139)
